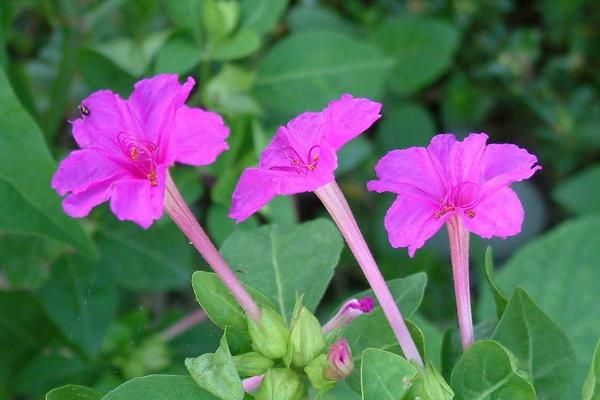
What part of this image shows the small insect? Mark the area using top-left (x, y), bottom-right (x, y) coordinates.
top-left (78, 104), bottom-right (90, 117)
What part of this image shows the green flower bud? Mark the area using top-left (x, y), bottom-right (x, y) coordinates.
top-left (248, 307), bottom-right (289, 360)
top-left (304, 354), bottom-right (337, 394)
top-left (254, 368), bottom-right (305, 400)
top-left (233, 351), bottom-right (275, 377)
top-left (286, 307), bottom-right (326, 367)
top-left (408, 362), bottom-right (454, 400)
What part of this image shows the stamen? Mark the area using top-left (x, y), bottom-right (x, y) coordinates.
top-left (435, 206), bottom-right (455, 219)
top-left (117, 132), bottom-right (159, 186)
top-left (465, 210), bottom-right (476, 218)
top-left (148, 171), bottom-right (158, 186)
top-left (130, 148), bottom-right (139, 161)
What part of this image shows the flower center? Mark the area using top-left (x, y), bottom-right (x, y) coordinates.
top-left (434, 181), bottom-right (481, 219)
top-left (117, 133), bottom-right (158, 186)
top-left (270, 145), bottom-right (320, 175)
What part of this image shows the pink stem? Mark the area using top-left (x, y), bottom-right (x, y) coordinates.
top-left (314, 181), bottom-right (423, 365)
top-left (243, 374), bottom-right (264, 393)
top-left (446, 216), bottom-right (474, 350)
top-left (160, 309), bottom-right (207, 342)
top-left (164, 171), bottom-right (262, 324)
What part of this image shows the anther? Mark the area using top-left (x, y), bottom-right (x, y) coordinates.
top-left (465, 209), bottom-right (476, 218)
top-left (148, 171), bottom-right (158, 186)
top-left (130, 148), bottom-right (139, 161)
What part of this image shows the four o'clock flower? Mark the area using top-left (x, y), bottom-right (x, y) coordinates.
top-left (52, 74), bottom-right (262, 323)
top-left (368, 133), bottom-right (541, 349)
top-left (230, 94), bottom-right (423, 365)
top-left (326, 339), bottom-right (354, 381)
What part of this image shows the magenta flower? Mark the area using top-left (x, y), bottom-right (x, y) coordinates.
top-left (229, 94), bottom-right (381, 222)
top-left (368, 133), bottom-right (541, 257)
top-left (52, 74), bottom-right (229, 228)
top-left (326, 339), bottom-right (354, 381)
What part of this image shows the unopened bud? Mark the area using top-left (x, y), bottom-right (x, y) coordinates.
top-left (254, 368), bottom-right (305, 400)
top-left (322, 296), bottom-right (374, 333)
top-left (325, 339), bottom-right (353, 380)
top-left (248, 307), bottom-right (289, 360)
top-left (408, 362), bottom-right (454, 400)
top-left (286, 306), bottom-right (326, 367)
top-left (233, 351), bottom-right (275, 377)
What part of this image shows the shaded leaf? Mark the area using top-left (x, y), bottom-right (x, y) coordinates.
top-left (583, 338), bottom-right (600, 400)
top-left (102, 375), bottom-right (219, 399)
top-left (360, 348), bottom-right (417, 400)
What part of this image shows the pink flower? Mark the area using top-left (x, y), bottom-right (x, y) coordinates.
top-left (322, 296), bottom-right (374, 333)
top-left (229, 94), bottom-right (381, 222)
top-left (368, 133), bottom-right (541, 257)
top-left (52, 74), bottom-right (229, 228)
top-left (326, 339), bottom-right (353, 381)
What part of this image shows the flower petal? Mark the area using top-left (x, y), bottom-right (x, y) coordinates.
top-left (384, 195), bottom-right (447, 257)
top-left (482, 143), bottom-right (541, 194)
top-left (367, 147), bottom-right (445, 201)
top-left (109, 165), bottom-right (166, 228)
top-left (426, 133), bottom-right (488, 186)
top-left (325, 94), bottom-right (382, 150)
top-left (229, 168), bottom-right (279, 223)
top-left (62, 178), bottom-right (114, 218)
top-left (462, 186), bottom-right (524, 239)
top-left (72, 90), bottom-right (135, 154)
top-left (128, 74), bottom-right (195, 150)
top-left (169, 105), bottom-right (229, 166)
top-left (52, 150), bottom-right (122, 196)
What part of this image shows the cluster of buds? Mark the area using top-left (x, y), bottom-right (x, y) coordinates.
top-left (235, 296), bottom-right (370, 399)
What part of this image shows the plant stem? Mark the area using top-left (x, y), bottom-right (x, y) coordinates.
top-left (164, 171), bottom-right (262, 324)
top-left (161, 309), bottom-right (207, 342)
top-left (446, 216), bottom-right (474, 350)
top-left (314, 181), bottom-right (423, 365)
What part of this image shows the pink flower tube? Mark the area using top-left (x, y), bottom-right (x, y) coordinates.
top-left (368, 133), bottom-right (541, 349)
top-left (230, 95), bottom-right (423, 365)
top-left (52, 74), bottom-right (261, 323)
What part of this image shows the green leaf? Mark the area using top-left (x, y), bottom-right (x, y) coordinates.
top-left (212, 29), bottom-right (261, 61)
top-left (339, 273), bottom-right (427, 393)
top-left (203, 65), bottom-right (261, 116)
top-left (492, 288), bottom-right (577, 399)
top-left (221, 219), bottom-right (343, 322)
top-left (478, 215), bottom-right (600, 396)
top-left (93, 31), bottom-right (171, 76)
top-left (153, 32), bottom-right (203, 75)
top-left (371, 15), bottom-right (459, 95)
top-left (360, 348), bottom-right (418, 400)
top-left (583, 338), bottom-right (600, 400)
top-left (337, 136), bottom-right (373, 175)
top-left (553, 164), bottom-right (600, 216)
top-left (46, 384), bottom-right (101, 400)
top-left (102, 375), bottom-right (219, 399)
top-left (164, 0), bottom-right (203, 41)
top-left (451, 340), bottom-right (536, 399)
top-left (254, 31), bottom-right (393, 116)
top-left (97, 219), bottom-right (193, 291)
top-left (441, 73), bottom-right (493, 131)
top-left (484, 247), bottom-right (507, 319)
top-left (287, 5), bottom-right (356, 35)
top-left (375, 101), bottom-right (436, 152)
top-left (37, 255), bottom-right (118, 357)
top-left (240, 0), bottom-right (288, 35)
top-left (0, 233), bottom-right (49, 289)
top-left (191, 271), bottom-right (273, 332)
top-left (78, 48), bottom-right (136, 97)
top-left (185, 333), bottom-right (244, 400)
top-left (0, 68), bottom-right (95, 257)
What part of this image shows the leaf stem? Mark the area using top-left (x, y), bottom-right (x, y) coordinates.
top-left (314, 181), bottom-right (423, 366)
top-left (164, 170), bottom-right (262, 324)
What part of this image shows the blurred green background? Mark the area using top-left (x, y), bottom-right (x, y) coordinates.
top-left (0, 0), bottom-right (599, 399)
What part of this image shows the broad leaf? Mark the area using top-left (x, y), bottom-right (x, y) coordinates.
top-left (371, 15), bottom-right (459, 95)
top-left (185, 333), bottom-right (244, 400)
top-left (376, 101), bottom-right (435, 152)
top-left (37, 255), bottom-right (118, 357)
top-left (553, 164), bottom-right (600, 216)
top-left (220, 219), bottom-right (343, 322)
top-left (212, 30), bottom-right (261, 61)
top-left (102, 375), bottom-right (218, 400)
top-left (360, 348), bottom-right (417, 400)
top-left (0, 68), bottom-right (95, 256)
top-left (254, 31), bottom-right (392, 115)
top-left (97, 220), bottom-right (192, 291)
top-left (484, 247), bottom-right (507, 319)
top-left (240, 0), bottom-right (288, 35)
top-left (46, 384), bottom-right (101, 400)
top-left (583, 338), bottom-right (600, 400)
top-left (479, 215), bottom-right (600, 396)
top-left (451, 340), bottom-right (536, 399)
top-left (154, 32), bottom-right (203, 75)
top-left (492, 288), bottom-right (577, 400)
top-left (16, 353), bottom-right (88, 398)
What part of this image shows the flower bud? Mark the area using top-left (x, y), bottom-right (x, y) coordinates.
top-left (286, 306), bottom-right (326, 367)
top-left (254, 368), bottom-right (305, 400)
top-left (325, 339), bottom-right (353, 381)
top-left (322, 296), bottom-right (375, 333)
top-left (233, 351), bottom-right (275, 377)
top-left (248, 307), bottom-right (289, 360)
top-left (408, 362), bottom-right (454, 400)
